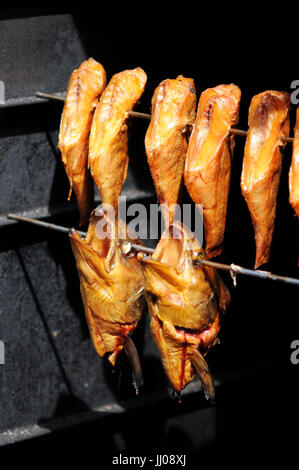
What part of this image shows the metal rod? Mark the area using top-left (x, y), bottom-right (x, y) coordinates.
top-left (228, 127), bottom-right (292, 144)
top-left (228, 128), bottom-right (248, 137)
top-left (36, 91), bottom-right (294, 144)
top-left (35, 91), bottom-right (151, 120)
top-left (7, 213), bottom-right (86, 237)
top-left (193, 259), bottom-right (299, 286)
top-left (132, 244), bottom-right (299, 286)
top-left (7, 213), bottom-right (299, 287)
top-left (35, 91), bottom-right (65, 102)
top-left (127, 110), bottom-right (151, 120)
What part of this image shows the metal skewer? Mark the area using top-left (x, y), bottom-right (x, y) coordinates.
top-left (35, 91), bottom-right (151, 120)
top-left (36, 91), bottom-right (65, 102)
top-left (36, 91), bottom-right (294, 143)
top-left (7, 213), bottom-right (299, 287)
top-left (7, 213), bottom-right (86, 238)
top-left (228, 127), bottom-right (293, 144)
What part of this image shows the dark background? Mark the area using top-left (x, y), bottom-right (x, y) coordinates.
top-left (0, 6), bottom-right (298, 464)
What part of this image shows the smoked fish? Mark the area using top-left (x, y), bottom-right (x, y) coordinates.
top-left (145, 76), bottom-right (196, 225)
top-left (184, 84), bottom-right (241, 258)
top-left (69, 207), bottom-right (145, 386)
top-left (88, 68), bottom-right (147, 213)
top-left (137, 222), bottom-right (230, 399)
top-left (58, 58), bottom-right (107, 226)
top-left (289, 106), bottom-right (299, 219)
top-left (241, 90), bottom-right (290, 268)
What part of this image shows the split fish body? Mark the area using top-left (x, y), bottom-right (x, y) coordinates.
top-left (58, 58), bottom-right (107, 226)
top-left (88, 68), bottom-right (147, 213)
top-left (289, 106), bottom-right (299, 219)
top-left (145, 75), bottom-right (197, 225)
top-left (69, 209), bottom-right (145, 369)
top-left (138, 222), bottom-right (230, 399)
top-left (241, 90), bottom-right (290, 268)
top-left (184, 84), bottom-right (241, 258)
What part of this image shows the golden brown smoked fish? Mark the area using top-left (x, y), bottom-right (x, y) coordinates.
top-left (289, 106), bottom-right (299, 219)
top-left (138, 222), bottom-right (230, 399)
top-left (145, 76), bottom-right (196, 225)
top-left (69, 208), bottom-right (145, 387)
top-left (184, 84), bottom-right (241, 258)
top-left (241, 91), bottom-right (290, 268)
top-left (88, 68), bottom-right (147, 213)
top-left (58, 58), bottom-right (106, 226)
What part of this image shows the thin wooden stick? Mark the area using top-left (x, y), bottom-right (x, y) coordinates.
top-left (36, 91), bottom-right (294, 143)
top-left (7, 213), bottom-right (299, 287)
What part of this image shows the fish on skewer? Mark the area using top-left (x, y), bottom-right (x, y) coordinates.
top-left (184, 84), bottom-right (241, 258)
top-left (288, 106), bottom-right (299, 265)
top-left (58, 58), bottom-right (107, 226)
top-left (137, 222), bottom-right (230, 399)
top-left (145, 75), bottom-right (197, 225)
top-left (88, 68), bottom-right (147, 213)
top-left (69, 208), bottom-right (145, 389)
top-left (289, 106), bottom-right (299, 219)
top-left (241, 90), bottom-right (290, 268)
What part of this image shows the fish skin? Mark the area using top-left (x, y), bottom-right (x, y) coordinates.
top-left (289, 106), bottom-right (299, 219)
top-left (69, 208), bottom-right (145, 366)
top-left (145, 76), bottom-right (196, 225)
top-left (184, 84), bottom-right (241, 258)
top-left (88, 68), bottom-right (147, 213)
top-left (137, 222), bottom-right (230, 397)
top-left (241, 90), bottom-right (290, 269)
top-left (58, 58), bottom-right (107, 226)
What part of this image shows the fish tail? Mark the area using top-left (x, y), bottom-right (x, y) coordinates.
top-left (190, 349), bottom-right (215, 401)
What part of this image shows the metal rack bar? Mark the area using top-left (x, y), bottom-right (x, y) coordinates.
top-left (7, 213), bottom-right (86, 238)
top-left (7, 213), bottom-right (299, 287)
top-left (35, 91), bottom-right (295, 143)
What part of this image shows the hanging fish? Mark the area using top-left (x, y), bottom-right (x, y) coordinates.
top-left (58, 58), bottom-right (107, 226)
top-left (145, 75), bottom-right (196, 225)
top-left (88, 67), bottom-right (147, 213)
top-left (137, 222), bottom-right (230, 399)
top-left (69, 207), bottom-right (145, 389)
top-left (241, 90), bottom-right (290, 268)
top-left (289, 106), bottom-right (299, 219)
top-left (184, 84), bottom-right (241, 258)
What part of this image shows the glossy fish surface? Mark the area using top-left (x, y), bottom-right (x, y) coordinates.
top-left (88, 68), bottom-right (147, 213)
top-left (69, 208), bottom-right (145, 373)
top-left (58, 58), bottom-right (107, 225)
top-left (184, 84), bottom-right (241, 258)
top-left (241, 90), bottom-right (290, 268)
top-left (145, 76), bottom-right (196, 224)
top-left (138, 222), bottom-right (230, 399)
top-left (289, 106), bottom-right (299, 219)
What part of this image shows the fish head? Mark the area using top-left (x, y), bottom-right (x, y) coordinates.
top-left (138, 222), bottom-right (229, 396)
top-left (69, 207), bottom-right (145, 368)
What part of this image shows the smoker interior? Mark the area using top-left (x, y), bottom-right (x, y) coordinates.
top-left (0, 8), bottom-right (298, 455)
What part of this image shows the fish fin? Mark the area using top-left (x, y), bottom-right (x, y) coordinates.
top-left (190, 348), bottom-right (215, 401)
top-left (124, 336), bottom-right (143, 394)
top-left (67, 184), bottom-right (73, 201)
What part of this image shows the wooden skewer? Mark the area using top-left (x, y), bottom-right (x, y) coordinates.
top-left (36, 91), bottom-right (294, 144)
top-left (7, 213), bottom-right (299, 287)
